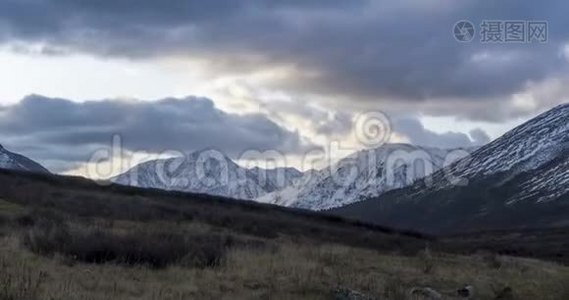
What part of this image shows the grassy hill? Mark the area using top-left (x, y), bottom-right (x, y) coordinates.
top-left (0, 169), bottom-right (569, 299)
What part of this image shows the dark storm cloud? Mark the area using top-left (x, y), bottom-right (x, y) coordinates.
top-left (0, 95), bottom-right (314, 172)
top-left (0, 0), bottom-right (568, 119)
top-left (394, 117), bottom-right (490, 149)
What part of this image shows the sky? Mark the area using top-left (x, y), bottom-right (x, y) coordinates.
top-left (0, 0), bottom-right (568, 178)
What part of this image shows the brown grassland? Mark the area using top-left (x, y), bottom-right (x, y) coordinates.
top-left (0, 169), bottom-right (568, 299)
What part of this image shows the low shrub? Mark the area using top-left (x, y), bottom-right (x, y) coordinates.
top-left (22, 222), bottom-right (232, 269)
top-left (15, 207), bottom-right (66, 228)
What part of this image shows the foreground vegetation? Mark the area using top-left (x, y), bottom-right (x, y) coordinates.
top-left (0, 202), bottom-right (568, 299)
top-left (0, 170), bottom-right (569, 299)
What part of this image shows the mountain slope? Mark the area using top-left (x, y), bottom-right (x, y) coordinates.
top-left (0, 144), bottom-right (49, 174)
top-left (247, 166), bottom-right (302, 194)
top-left (333, 104), bottom-right (569, 233)
top-left (112, 151), bottom-right (302, 200)
top-left (257, 144), bottom-right (472, 210)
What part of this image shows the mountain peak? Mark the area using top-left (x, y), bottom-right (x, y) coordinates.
top-left (112, 150), bottom-right (303, 200)
top-left (0, 144), bottom-right (50, 174)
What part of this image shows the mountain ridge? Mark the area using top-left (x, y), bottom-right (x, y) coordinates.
top-left (0, 144), bottom-right (50, 174)
top-left (332, 103), bottom-right (569, 233)
top-left (257, 143), bottom-right (473, 210)
top-left (113, 144), bottom-right (470, 209)
top-left (112, 150), bottom-right (303, 200)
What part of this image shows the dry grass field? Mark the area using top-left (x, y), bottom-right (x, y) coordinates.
top-left (0, 170), bottom-right (569, 299)
top-left (0, 204), bottom-right (568, 299)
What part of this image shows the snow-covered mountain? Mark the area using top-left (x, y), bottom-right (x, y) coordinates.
top-left (334, 103), bottom-right (569, 233)
top-left (0, 144), bottom-right (49, 174)
top-left (112, 150), bottom-right (303, 200)
top-left (247, 166), bottom-right (303, 194)
top-left (412, 103), bottom-right (569, 197)
top-left (257, 144), bottom-right (471, 210)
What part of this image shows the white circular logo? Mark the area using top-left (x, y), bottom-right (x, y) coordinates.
top-left (354, 111), bottom-right (392, 147)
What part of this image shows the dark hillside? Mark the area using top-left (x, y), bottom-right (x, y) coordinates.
top-left (0, 168), bottom-right (429, 253)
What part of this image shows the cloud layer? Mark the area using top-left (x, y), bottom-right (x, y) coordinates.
top-left (394, 117), bottom-right (490, 149)
top-left (1, 0), bottom-right (568, 120)
top-left (0, 95), bottom-right (313, 172)
top-left (0, 0), bottom-right (565, 175)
